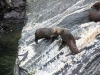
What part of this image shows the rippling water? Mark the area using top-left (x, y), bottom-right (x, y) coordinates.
top-left (18, 0), bottom-right (100, 75)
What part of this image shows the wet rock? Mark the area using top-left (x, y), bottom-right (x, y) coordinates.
top-left (0, 0), bottom-right (7, 20)
top-left (4, 0), bottom-right (26, 20)
top-left (18, 0), bottom-right (100, 75)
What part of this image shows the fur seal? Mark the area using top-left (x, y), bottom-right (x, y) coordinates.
top-left (89, 10), bottom-right (100, 22)
top-left (35, 27), bottom-right (59, 44)
top-left (53, 27), bottom-right (79, 54)
top-left (89, 2), bottom-right (100, 22)
top-left (91, 2), bottom-right (100, 10)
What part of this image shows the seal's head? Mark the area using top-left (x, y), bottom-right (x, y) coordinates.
top-left (91, 2), bottom-right (100, 10)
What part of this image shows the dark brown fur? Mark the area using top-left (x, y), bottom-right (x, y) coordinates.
top-left (91, 2), bottom-right (100, 10)
top-left (35, 28), bottom-right (58, 44)
top-left (54, 28), bottom-right (79, 54)
top-left (89, 10), bottom-right (100, 22)
top-left (89, 2), bottom-right (100, 22)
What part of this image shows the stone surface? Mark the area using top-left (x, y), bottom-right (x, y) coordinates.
top-left (18, 0), bottom-right (100, 75)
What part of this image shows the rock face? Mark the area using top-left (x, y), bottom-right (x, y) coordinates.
top-left (0, 0), bottom-right (27, 75)
top-left (18, 0), bottom-right (100, 75)
top-left (4, 0), bottom-right (26, 20)
top-left (0, 0), bottom-right (8, 20)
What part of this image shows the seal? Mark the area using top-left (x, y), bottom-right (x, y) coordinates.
top-left (89, 10), bottom-right (100, 22)
top-left (91, 2), bottom-right (100, 10)
top-left (89, 2), bottom-right (100, 22)
top-left (53, 27), bottom-right (79, 54)
top-left (35, 27), bottom-right (59, 44)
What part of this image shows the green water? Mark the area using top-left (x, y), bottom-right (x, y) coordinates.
top-left (0, 23), bottom-right (24, 75)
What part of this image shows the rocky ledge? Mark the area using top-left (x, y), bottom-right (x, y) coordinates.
top-left (18, 0), bottom-right (100, 75)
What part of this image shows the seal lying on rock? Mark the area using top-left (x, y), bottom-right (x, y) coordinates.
top-left (35, 28), bottom-right (59, 44)
top-left (53, 27), bottom-right (79, 54)
top-left (89, 2), bottom-right (100, 22)
top-left (89, 10), bottom-right (100, 22)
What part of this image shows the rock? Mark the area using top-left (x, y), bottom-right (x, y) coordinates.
top-left (18, 0), bottom-right (100, 75)
top-left (4, 0), bottom-right (26, 20)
